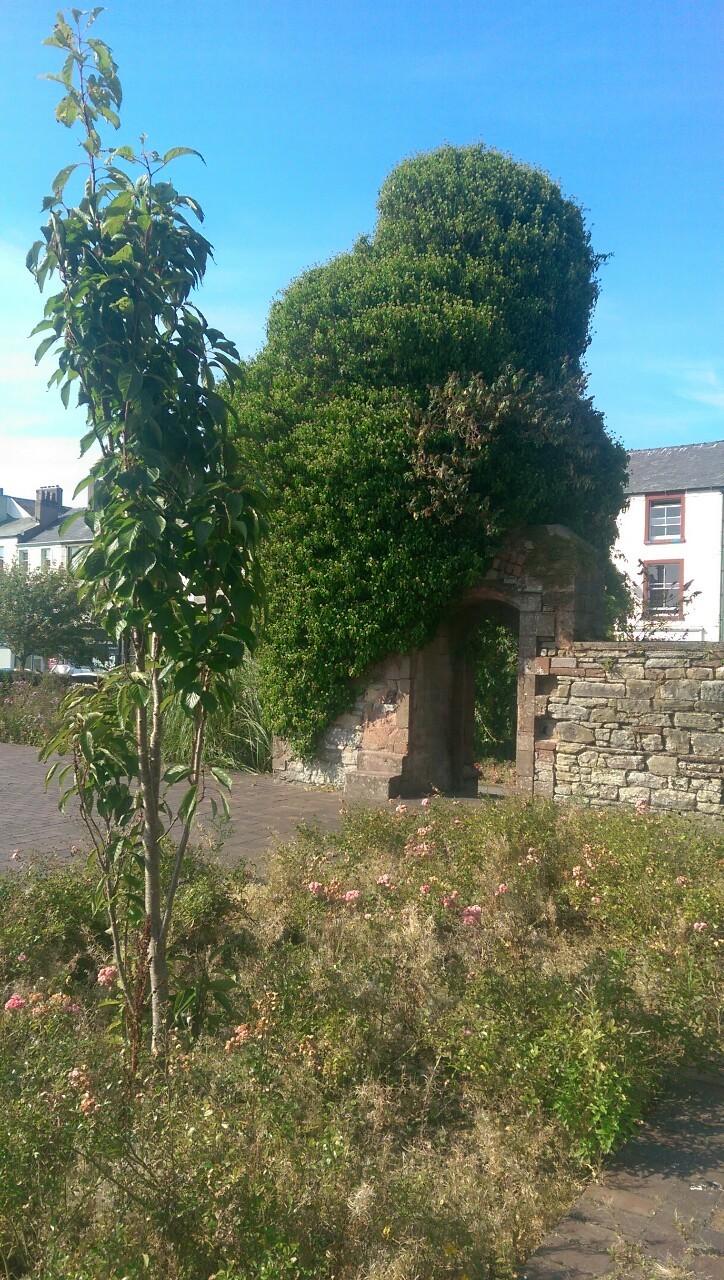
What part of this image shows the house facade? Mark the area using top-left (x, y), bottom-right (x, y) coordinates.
top-left (0, 485), bottom-right (92, 669)
top-left (615, 441), bottom-right (724, 642)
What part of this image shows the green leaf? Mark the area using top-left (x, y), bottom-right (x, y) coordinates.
top-left (117, 366), bottom-right (143, 400)
top-left (163, 764), bottom-right (190, 785)
top-left (178, 784), bottom-right (198, 824)
top-left (106, 242), bottom-right (134, 263)
top-left (52, 162), bottom-right (79, 195)
top-left (34, 334), bottom-right (58, 363)
top-left (210, 766), bottom-right (232, 791)
top-left (194, 519), bottom-right (213, 546)
top-left (162, 146), bottom-right (205, 165)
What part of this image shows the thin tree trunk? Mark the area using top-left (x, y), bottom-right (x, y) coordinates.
top-left (135, 632), bottom-right (168, 1058)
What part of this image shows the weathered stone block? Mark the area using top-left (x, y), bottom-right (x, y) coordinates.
top-left (619, 785), bottom-right (654, 802)
top-left (673, 712), bottom-right (719, 730)
top-left (557, 722), bottom-right (595, 744)
top-left (641, 734), bottom-right (663, 751)
top-left (610, 729), bottom-right (637, 749)
top-left (626, 771), bottom-right (663, 788)
top-left (626, 680), bottom-right (657, 699)
top-left (591, 770), bottom-right (628, 785)
top-left (700, 682), bottom-right (724, 703)
top-left (548, 701), bottom-right (591, 722)
top-left (690, 733), bottom-right (724, 760)
top-left (664, 730), bottom-right (690, 754)
top-left (605, 754), bottom-right (646, 771)
top-left (679, 761), bottom-right (722, 778)
top-left (647, 755), bottom-right (679, 776)
top-left (657, 680), bottom-right (700, 703)
top-left (597, 784), bottom-right (618, 800)
top-left (556, 741), bottom-right (587, 754)
top-left (575, 681), bottom-right (625, 698)
top-left (651, 790), bottom-right (696, 811)
top-left (589, 707), bottom-right (620, 725)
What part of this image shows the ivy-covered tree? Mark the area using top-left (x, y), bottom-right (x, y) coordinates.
top-left (30, 9), bottom-right (265, 1058)
top-left (235, 145), bottom-right (628, 754)
top-left (0, 562), bottom-right (101, 669)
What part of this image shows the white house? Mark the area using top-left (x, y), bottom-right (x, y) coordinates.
top-left (615, 441), bottom-right (724, 642)
top-left (0, 485), bottom-right (92, 669)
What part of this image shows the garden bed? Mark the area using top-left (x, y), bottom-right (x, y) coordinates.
top-left (0, 799), bottom-right (721, 1279)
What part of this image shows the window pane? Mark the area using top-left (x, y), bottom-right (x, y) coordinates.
top-left (646, 563), bottom-right (681, 615)
top-left (648, 500), bottom-right (681, 540)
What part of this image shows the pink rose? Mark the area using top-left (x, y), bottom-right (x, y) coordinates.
top-left (693, 921), bottom-right (707, 933)
top-left (420, 884), bottom-right (431, 895)
top-left (343, 889), bottom-right (360, 904)
top-left (4, 994), bottom-right (25, 1011)
top-left (307, 881), bottom-right (324, 896)
top-left (494, 883), bottom-right (508, 896)
top-left (16, 954), bottom-right (27, 963)
top-left (421, 797), bottom-right (431, 808)
top-left (462, 905), bottom-right (483, 927)
top-left (96, 965), bottom-right (118, 988)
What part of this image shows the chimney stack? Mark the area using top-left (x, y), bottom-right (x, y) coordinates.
top-left (35, 485), bottom-right (63, 528)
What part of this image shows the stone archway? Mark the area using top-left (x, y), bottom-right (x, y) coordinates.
top-left (273, 525), bottom-right (606, 799)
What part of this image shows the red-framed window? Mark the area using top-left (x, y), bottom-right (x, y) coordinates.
top-left (643, 560), bottom-right (685, 619)
top-left (645, 492), bottom-right (684, 544)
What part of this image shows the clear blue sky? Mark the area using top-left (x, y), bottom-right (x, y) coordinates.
top-left (1, 0), bottom-right (722, 500)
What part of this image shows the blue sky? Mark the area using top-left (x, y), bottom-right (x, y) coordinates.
top-left (1, 0), bottom-right (722, 501)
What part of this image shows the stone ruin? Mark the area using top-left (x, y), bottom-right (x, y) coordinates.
top-left (274, 522), bottom-right (723, 816)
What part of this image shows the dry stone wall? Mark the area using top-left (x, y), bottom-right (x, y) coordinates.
top-left (533, 643), bottom-right (723, 816)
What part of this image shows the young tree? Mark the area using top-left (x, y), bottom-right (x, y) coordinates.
top-left (30, 9), bottom-right (265, 1057)
top-left (235, 146), bottom-right (628, 753)
top-left (0, 561), bottom-right (100, 669)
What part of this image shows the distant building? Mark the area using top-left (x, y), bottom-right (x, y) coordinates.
top-left (0, 485), bottom-right (92, 669)
top-left (615, 441), bottom-right (724, 641)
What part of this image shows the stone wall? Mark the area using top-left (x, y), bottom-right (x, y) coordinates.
top-left (533, 643), bottom-right (723, 816)
top-left (273, 654), bottom-right (411, 796)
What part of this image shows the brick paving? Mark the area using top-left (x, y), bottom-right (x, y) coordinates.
top-left (0, 742), bottom-right (345, 878)
top-left (520, 1072), bottom-right (724, 1279)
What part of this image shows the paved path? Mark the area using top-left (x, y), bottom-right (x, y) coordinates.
top-left (0, 743), bottom-right (345, 877)
top-left (521, 1072), bottom-right (724, 1279)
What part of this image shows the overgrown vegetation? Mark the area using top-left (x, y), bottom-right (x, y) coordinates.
top-left (0, 672), bottom-right (68, 746)
top-left (1, 800), bottom-right (720, 1279)
top-left (163, 659), bottom-right (271, 773)
top-left (235, 146), bottom-right (628, 755)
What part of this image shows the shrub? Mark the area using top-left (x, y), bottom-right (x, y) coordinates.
top-left (0, 671), bottom-right (68, 746)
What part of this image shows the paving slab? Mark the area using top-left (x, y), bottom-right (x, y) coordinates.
top-left (520, 1074), bottom-right (724, 1279)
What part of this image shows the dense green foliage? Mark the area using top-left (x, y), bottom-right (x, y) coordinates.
top-left (0, 564), bottom-right (101, 669)
top-left (1, 801), bottom-right (720, 1278)
top-left (470, 618), bottom-right (519, 761)
top-left (236, 145), bottom-right (628, 753)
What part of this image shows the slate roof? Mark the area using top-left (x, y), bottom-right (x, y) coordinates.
top-left (19, 509), bottom-right (92, 546)
top-left (0, 516), bottom-right (38, 538)
top-left (626, 441), bottom-right (724, 495)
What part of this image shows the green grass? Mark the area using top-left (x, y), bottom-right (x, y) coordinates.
top-left (0, 799), bottom-right (721, 1279)
top-left (162, 658), bottom-right (272, 773)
